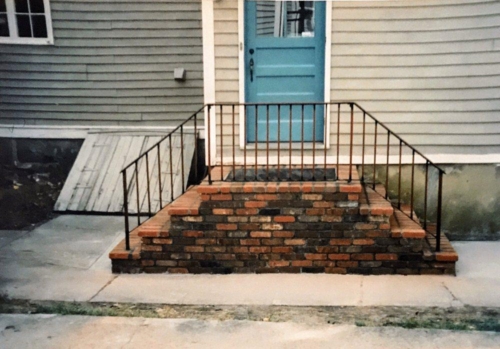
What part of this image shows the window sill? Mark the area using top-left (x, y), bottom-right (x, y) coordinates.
top-left (0, 37), bottom-right (54, 45)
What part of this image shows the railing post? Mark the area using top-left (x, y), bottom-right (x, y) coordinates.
top-left (436, 170), bottom-right (443, 252)
top-left (122, 170), bottom-right (130, 250)
top-left (145, 152), bottom-right (152, 217)
top-left (207, 105), bottom-right (212, 184)
top-left (312, 104), bottom-right (316, 180)
top-left (232, 105), bottom-right (236, 180)
top-left (220, 104), bottom-right (223, 181)
top-left (361, 111), bottom-right (365, 182)
top-left (373, 121), bottom-right (377, 190)
top-left (134, 161), bottom-right (140, 226)
top-left (157, 144), bottom-right (162, 209)
top-left (423, 161), bottom-right (429, 230)
top-left (180, 125), bottom-right (185, 192)
top-left (410, 150), bottom-right (415, 220)
top-left (398, 140), bottom-right (402, 210)
top-left (194, 113), bottom-right (198, 182)
top-left (348, 103), bottom-right (354, 182)
top-left (301, 104), bottom-right (305, 181)
top-left (385, 131), bottom-right (390, 200)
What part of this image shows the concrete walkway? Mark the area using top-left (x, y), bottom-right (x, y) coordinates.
top-left (0, 215), bottom-right (499, 307)
top-left (1, 314), bottom-right (500, 349)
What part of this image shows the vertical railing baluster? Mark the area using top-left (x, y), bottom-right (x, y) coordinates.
top-left (277, 105), bottom-right (281, 181)
top-left (312, 104), bottom-right (316, 181)
top-left (385, 131), bottom-right (390, 199)
top-left (361, 111), bottom-right (366, 182)
top-left (134, 161), bottom-right (140, 226)
top-left (324, 103), bottom-right (328, 180)
top-left (243, 105), bottom-right (247, 181)
top-left (122, 170), bottom-right (130, 250)
top-left (180, 125), bottom-right (185, 193)
top-left (423, 161), bottom-right (429, 230)
top-left (289, 104), bottom-right (292, 180)
top-left (220, 105), bottom-right (223, 181)
top-left (336, 104), bottom-right (340, 172)
top-left (169, 135), bottom-right (174, 201)
top-left (266, 104), bottom-right (270, 181)
top-left (348, 103), bottom-right (354, 182)
top-left (232, 105), bottom-right (236, 180)
top-left (157, 144), bottom-right (162, 209)
top-left (373, 121), bottom-right (377, 190)
top-left (410, 150), bottom-right (415, 220)
top-left (436, 170), bottom-right (443, 252)
top-left (145, 152), bottom-right (152, 217)
top-left (255, 105), bottom-right (258, 181)
top-left (301, 104), bottom-right (304, 180)
top-left (194, 114), bottom-right (198, 182)
top-left (398, 140), bottom-right (402, 210)
top-left (207, 105), bottom-right (212, 184)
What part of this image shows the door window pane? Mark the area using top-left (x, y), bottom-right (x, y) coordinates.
top-left (15, 0), bottom-right (29, 13)
top-left (256, 1), bottom-right (315, 38)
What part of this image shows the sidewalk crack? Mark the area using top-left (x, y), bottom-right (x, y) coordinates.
top-left (89, 275), bottom-right (118, 302)
top-left (358, 277), bottom-right (364, 306)
top-left (442, 281), bottom-right (463, 307)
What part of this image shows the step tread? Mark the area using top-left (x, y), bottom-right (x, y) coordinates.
top-left (167, 186), bottom-right (202, 216)
top-left (390, 210), bottom-right (426, 239)
top-left (109, 228), bottom-right (141, 261)
top-left (359, 185), bottom-right (394, 216)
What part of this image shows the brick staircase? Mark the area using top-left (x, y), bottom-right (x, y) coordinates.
top-left (110, 165), bottom-right (457, 275)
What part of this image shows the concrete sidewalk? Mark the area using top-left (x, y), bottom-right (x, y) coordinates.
top-left (1, 314), bottom-right (500, 349)
top-left (0, 215), bottom-right (499, 307)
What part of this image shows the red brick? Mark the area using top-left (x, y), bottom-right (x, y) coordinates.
top-left (352, 253), bottom-right (374, 261)
top-left (288, 183), bottom-right (302, 192)
top-left (321, 215), bottom-right (343, 223)
top-left (245, 201), bottom-right (267, 208)
top-left (219, 183), bottom-right (232, 193)
top-left (262, 223), bottom-right (283, 230)
top-left (206, 246), bottom-right (226, 253)
top-left (152, 238), bottom-right (173, 245)
top-left (196, 239), bottom-right (217, 245)
top-left (214, 254), bottom-right (236, 260)
top-left (168, 268), bottom-right (189, 274)
top-left (250, 231), bottom-right (272, 238)
top-left (339, 184), bottom-right (362, 193)
top-left (435, 252), bottom-right (459, 262)
top-left (274, 216), bottom-right (295, 223)
top-left (272, 246), bottom-right (293, 253)
top-left (142, 245), bottom-right (162, 252)
top-left (306, 208), bottom-right (325, 216)
top-left (329, 238), bottom-right (351, 245)
top-left (301, 183), bottom-right (313, 193)
top-left (184, 246), bottom-right (204, 253)
top-left (305, 253), bottom-right (327, 260)
top-left (355, 223), bottom-right (377, 230)
top-left (365, 230), bottom-right (388, 238)
top-left (269, 261), bottom-right (290, 267)
top-left (213, 208), bottom-right (234, 215)
top-left (266, 183), bottom-right (278, 193)
top-left (375, 253), bottom-right (398, 261)
top-left (371, 207), bottom-right (393, 216)
top-left (200, 194), bottom-right (211, 201)
top-left (141, 260), bottom-right (155, 266)
top-left (252, 184), bottom-right (267, 193)
top-left (239, 223), bottom-right (260, 230)
top-left (285, 239), bottom-right (306, 245)
top-left (379, 223), bottom-right (391, 230)
top-left (337, 261), bottom-right (359, 268)
top-left (197, 186), bottom-right (219, 194)
top-left (327, 254), bottom-right (350, 260)
top-left (182, 230), bottom-right (204, 238)
top-left (353, 238), bottom-right (375, 245)
top-left (236, 208), bottom-right (260, 216)
top-left (216, 223), bottom-right (237, 230)
top-left (231, 246), bottom-right (249, 253)
top-left (250, 246), bottom-right (271, 253)
top-left (291, 260), bottom-right (313, 267)
top-left (325, 267), bottom-right (347, 274)
top-left (255, 194), bottom-right (278, 201)
top-left (211, 194), bottom-right (232, 201)
top-left (313, 201), bottom-right (332, 208)
top-left (302, 194), bottom-right (322, 201)
top-left (273, 231), bottom-right (294, 238)
top-left (348, 194), bottom-right (359, 201)
top-left (241, 239), bottom-right (260, 246)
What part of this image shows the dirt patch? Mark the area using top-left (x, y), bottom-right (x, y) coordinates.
top-left (0, 297), bottom-right (498, 332)
top-left (0, 139), bottom-right (82, 230)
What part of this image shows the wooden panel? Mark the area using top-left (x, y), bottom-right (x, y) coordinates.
top-left (54, 131), bottom-right (196, 213)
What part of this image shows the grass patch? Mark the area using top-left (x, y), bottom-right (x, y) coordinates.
top-left (383, 317), bottom-right (500, 332)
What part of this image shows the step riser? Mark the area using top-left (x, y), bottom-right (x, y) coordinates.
top-left (138, 183), bottom-right (451, 275)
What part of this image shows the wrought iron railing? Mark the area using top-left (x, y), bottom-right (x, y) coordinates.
top-left (120, 107), bottom-right (204, 250)
top-left (120, 102), bottom-right (445, 252)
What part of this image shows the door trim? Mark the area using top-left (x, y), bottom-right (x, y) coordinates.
top-left (238, 0), bottom-right (332, 149)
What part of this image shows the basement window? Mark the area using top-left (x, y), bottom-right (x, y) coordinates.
top-left (0, 0), bottom-right (53, 44)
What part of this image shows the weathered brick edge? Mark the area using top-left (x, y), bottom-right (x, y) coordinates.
top-left (128, 182), bottom-right (457, 275)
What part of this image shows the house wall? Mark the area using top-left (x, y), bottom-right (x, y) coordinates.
top-left (210, 0), bottom-right (500, 164)
top-left (0, 0), bottom-right (204, 128)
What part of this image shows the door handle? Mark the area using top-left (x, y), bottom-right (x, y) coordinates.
top-left (249, 58), bottom-right (254, 82)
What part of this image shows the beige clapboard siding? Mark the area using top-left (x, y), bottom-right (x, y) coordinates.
top-left (210, 1), bottom-right (500, 161)
top-left (0, 0), bottom-right (203, 127)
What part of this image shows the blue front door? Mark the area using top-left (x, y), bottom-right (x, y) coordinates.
top-left (245, 1), bottom-right (326, 142)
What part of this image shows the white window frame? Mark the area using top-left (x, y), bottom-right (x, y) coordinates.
top-left (0, 0), bottom-right (54, 45)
